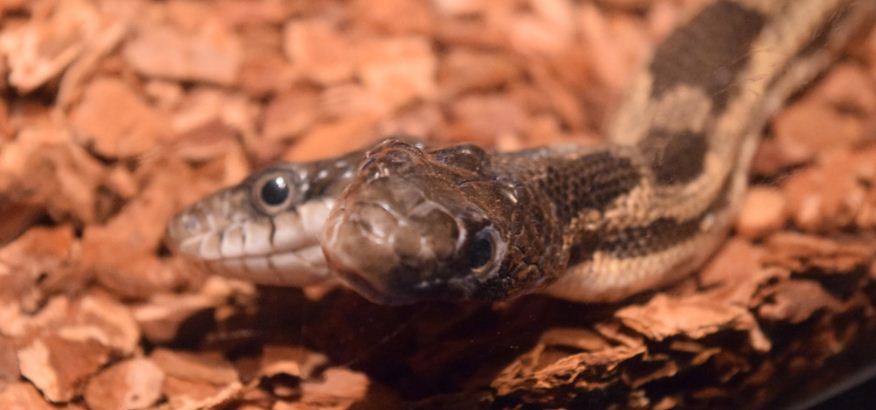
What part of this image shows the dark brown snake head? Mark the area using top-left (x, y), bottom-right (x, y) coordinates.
top-left (323, 139), bottom-right (543, 305)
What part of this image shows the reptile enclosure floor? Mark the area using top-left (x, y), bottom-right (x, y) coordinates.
top-left (1, 0), bottom-right (876, 409)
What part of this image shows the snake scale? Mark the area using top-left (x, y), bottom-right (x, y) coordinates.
top-left (166, 0), bottom-right (875, 305)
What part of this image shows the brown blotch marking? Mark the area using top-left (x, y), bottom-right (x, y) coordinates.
top-left (567, 234), bottom-right (599, 266)
top-left (639, 129), bottom-right (709, 185)
top-left (649, 1), bottom-right (767, 112)
top-left (541, 151), bottom-right (641, 224)
top-left (571, 171), bottom-right (735, 263)
top-left (566, 211), bottom-right (699, 266)
top-left (595, 217), bottom-right (702, 258)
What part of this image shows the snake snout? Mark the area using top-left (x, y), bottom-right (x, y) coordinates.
top-left (164, 187), bottom-right (252, 259)
top-left (165, 208), bottom-right (210, 256)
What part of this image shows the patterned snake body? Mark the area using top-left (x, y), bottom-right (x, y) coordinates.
top-left (167, 0), bottom-right (875, 305)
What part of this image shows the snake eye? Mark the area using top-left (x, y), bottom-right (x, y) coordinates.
top-left (468, 228), bottom-right (496, 270)
top-left (261, 176), bottom-right (289, 205)
top-left (252, 171), bottom-right (297, 214)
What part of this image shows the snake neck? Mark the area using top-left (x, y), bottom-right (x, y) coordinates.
top-left (500, 0), bottom-right (875, 301)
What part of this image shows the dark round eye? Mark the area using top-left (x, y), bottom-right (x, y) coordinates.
top-left (260, 175), bottom-right (289, 206)
top-left (468, 231), bottom-right (494, 269)
top-left (251, 170), bottom-right (301, 215)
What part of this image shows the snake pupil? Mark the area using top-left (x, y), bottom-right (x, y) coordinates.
top-left (468, 235), bottom-right (493, 269)
top-left (261, 176), bottom-right (289, 206)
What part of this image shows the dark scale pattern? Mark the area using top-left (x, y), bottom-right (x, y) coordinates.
top-left (469, 174), bottom-right (567, 301)
top-left (649, 0), bottom-right (766, 113)
top-left (764, 2), bottom-right (857, 101)
top-left (582, 172), bottom-right (736, 262)
top-left (639, 129), bottom-right (709, 185)
top-left (509, 176), bottom-right (564, 268)
top-left (537, 151), bottom-right (642, 226)
top-left (797, 4), bottom-right (853, 58)
top-left (596, 217), bottom-right (702, 258)
top-left (566, 234), bottom-right (600, 266)
top-left (302, 149), bottom-right (365, 198)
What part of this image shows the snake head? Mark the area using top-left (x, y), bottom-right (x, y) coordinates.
top-left (323, 139), bottom-right (526, 305)
top-left (165, 155), bottom-right (358, 286)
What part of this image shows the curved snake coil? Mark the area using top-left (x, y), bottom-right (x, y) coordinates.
top-left (166, 0), bottom-right (875, 305)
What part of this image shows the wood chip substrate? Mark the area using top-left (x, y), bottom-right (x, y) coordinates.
top-left (1, 1), bottom-right (875, 409)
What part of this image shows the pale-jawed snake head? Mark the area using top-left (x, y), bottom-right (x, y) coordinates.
top-left (322, 139), bottom-right (518, 305)
top-left (165, 158), bottom-right (356, 287)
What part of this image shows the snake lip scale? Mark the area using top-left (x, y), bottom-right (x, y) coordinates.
top-left (167, 0), bottom-right (876, 305)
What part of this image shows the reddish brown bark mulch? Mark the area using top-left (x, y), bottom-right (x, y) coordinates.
top-left (1, 1), bottom-right (876, 409)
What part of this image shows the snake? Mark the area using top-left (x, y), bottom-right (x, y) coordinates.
top-left (166, 0), bottom-right (875, 305)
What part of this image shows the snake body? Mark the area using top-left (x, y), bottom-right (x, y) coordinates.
top-left (167, 0), bottom-right (874, 305)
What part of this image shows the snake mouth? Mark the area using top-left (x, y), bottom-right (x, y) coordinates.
top-left (169, 225), bottom-right (332, 287)
top-left (165, 192), bottom-right (337, 287)
top-left (204, 246), bottom-right (331, 287)
top-left (331, 268), bottom-right (407, 305)
top-left (328, 258), bottom-right (467, 305)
